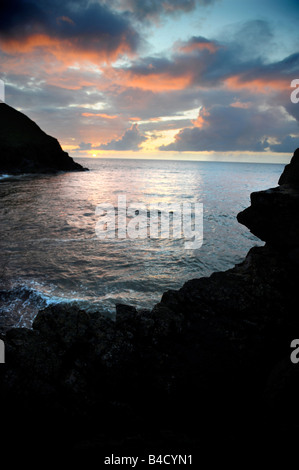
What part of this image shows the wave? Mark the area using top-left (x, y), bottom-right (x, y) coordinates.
top-left (0, 279), bottom-right (163, 331)
top-left (0, 174), bottom-right (12, 180)
top-left (0, 283), bottom-right (98, 330)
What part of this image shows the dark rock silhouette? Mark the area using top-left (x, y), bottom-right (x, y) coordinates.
top-left (0, 103), bottom-right (87, 174)
top-left (237, 149), bottom-right (299, 250)
top-left (1, 149), bottom-right (299, 457)
top-left (278, 147), bottom-right (299, 186)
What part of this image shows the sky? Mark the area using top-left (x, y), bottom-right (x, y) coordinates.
top-left (1, 0), bottom-right (299, 162)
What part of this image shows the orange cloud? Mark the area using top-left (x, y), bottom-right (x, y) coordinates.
top-left (82, 113), bottom-right (118, 119)
top-left (105, 68), bottom-right (192, 91)
top-left (192, 107), bottom-right (210, 128)
top-left (0, 33), bottom-right (134, 66)
top-left (179, 41), bottom-right (218, 54)
top-left (225, 75), bottom-right (289, 93)
top-left (46, 75), bottom-right (98, 90)
top-left (230, 101), bottom-right (252, 109)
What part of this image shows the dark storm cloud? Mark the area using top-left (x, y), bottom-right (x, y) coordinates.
top-left (230, 53), bottom-right (299, 89)
top-left (99, 123), bottom-right (147, 150)
top-left (269, 136), bottom-right (299, 153)
top-left (160, 105), bottom-right (299, 152)
top-left (0, 0), bottom-right (139, 60)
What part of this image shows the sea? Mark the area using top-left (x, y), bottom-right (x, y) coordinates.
top-left (0, 157), bottom-right (284, 331)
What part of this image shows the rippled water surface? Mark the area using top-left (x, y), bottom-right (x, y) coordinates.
top-left (0, 158), bottom-right (284, 329)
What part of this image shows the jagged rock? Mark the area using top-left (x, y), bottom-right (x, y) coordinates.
top-left (0, 103), bottom-right (88, 174)
top-left (279, 147), bottom-right (299, 186)
top-left (33, 303), bottom-right (92, 347)
top-left (237, 148), bottom-right (299, 249)
top-left (1, 149), bottom-right (299, 454)
top-left (161, 245), bottom-right (297, 322)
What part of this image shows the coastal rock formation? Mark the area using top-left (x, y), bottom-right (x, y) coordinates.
top-left (278, 147), bottom-right (299, 186)
top-left (237, 148), bottom-right (299, 251)
top-left (0, 103), bottom-right (87, 174)
top-left (1, 149), bottom-right (299, 455)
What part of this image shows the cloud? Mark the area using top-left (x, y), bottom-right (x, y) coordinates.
top-left (160, 104), bottom-right (299, 152)
top-left (104, 21), bottom-right (298, 95)
top-left (268, 135), bottom-right (299, 153)
top-left (224, 19), bottom-right (275, 61)
top-left (99, 123), bottom-right (147, 150)
top-left (100, 0), bottom-right (217, 21)
top-left (99, 20), bottom-right (299, 153)
top-left (77, 142), bottom-right (92, 150)
top-left (224, 53), bottom-right (299, 94)
top-left (81, 113), bottom-right (118, 119)
top-left (176, 36), bottom-right (219, 54)
top-left (0, 0), bottom-right (140, 63)
top-left (2, 14), bottom-right (298, 156)
top-left (103, 37), bottom-right (220, 92)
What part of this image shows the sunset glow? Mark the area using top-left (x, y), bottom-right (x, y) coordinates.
top-left (1, 0), bottom-right (298, 162)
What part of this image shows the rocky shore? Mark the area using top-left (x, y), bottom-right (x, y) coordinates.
top-left (1, 150), bottom-right (299, 457)
top-left (0, 103), bottom-right (87, 174)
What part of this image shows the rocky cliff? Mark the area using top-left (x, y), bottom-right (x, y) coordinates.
top-left (0, 103), bottom-right (87, 174)
top-left (237, 147), bottom-right (299, 251)
top-left (1, 150), bottom-right (299, 457)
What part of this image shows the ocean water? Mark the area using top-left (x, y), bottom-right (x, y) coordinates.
top-left (0, 158), bottom-right (284, 330)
